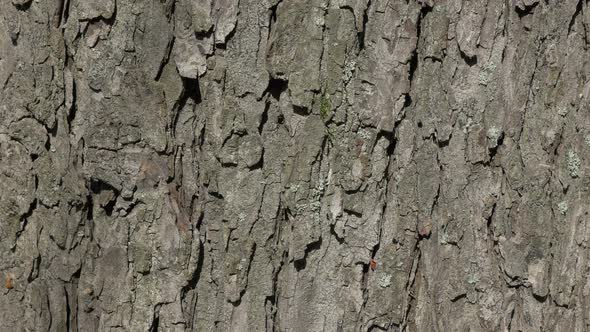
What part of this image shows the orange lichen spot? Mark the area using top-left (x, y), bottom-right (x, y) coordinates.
top-left (5, 273), bottom-right (14, 290)
top-left (369, 259), bottom-right (377, 271)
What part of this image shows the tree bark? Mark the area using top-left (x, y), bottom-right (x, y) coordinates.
top-left (1, 0), bottom-right (589, 330)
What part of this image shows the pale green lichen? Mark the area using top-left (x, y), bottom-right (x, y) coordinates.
top-left (288, 184), bottom-right (301, 193)
top-left (585, 134), bottom-right (590, 147)
top-left (566, 150), bottom-right (581, 178)
top-left (325, 126), bottom-right (335, 143)
top-left (294, 178), bottom-right (328, 221)
top-left (462, 116), bottom-right (474, 134)
top-left (478, 62), bottom-right (497, 86)
top-left (343, 60), bottom-right (356, 83)
top-left (319, 93), bottom-right (336, 142)
top-left (236, 258), bottom-right (247, 271)
top-left (320, 94), bottom-right (331, 119)
top-left (378, 273), bottom-right (392, 288)
top-left (293, 203), bottom-right (307, 215)
top-left (467, 263), bottom-right (480, 284)
top-left (310, 178), bottom-right (327, 222)
top-left (486, 126), bottom-right (503, 148)
top-left (467, 274), bottom-right (479, 285)
top-left (357, 128), bottom-right (371, 140)
top-left (557, 106), bottom-right (569, 117)
top-left (558, 201), bottom-right (568, 216)
top-left (439, 225), bottom-right (449, 245)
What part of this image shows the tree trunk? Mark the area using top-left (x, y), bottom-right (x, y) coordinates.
top-left (1, 0), bottom-right (589, 330)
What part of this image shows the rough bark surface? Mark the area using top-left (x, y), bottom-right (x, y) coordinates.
top-left (1, 0), bottom-right (590, 331)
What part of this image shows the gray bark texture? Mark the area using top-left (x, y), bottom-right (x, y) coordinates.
top-left (1, 0), bottom-right (589, 330)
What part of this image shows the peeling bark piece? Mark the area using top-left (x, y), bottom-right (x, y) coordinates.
top-left (223, 0), bottom-right (270, 98)
top-left (239, 134), bottom-right (263, 168)
top-left (135, 2), bottom-right (173, 80)
top-left (212, 0), bottom-right (239, 44)
top-left (9, 118), bottom-right (48, 156)
top-left (456, 2), bottom-right (485, 59)
top-left (11, 0), bottom-right (31, 7)
top-left (342, 0), bottom-right (370, 32)
top-left (192, 0), bottom-right (213, 33)
top-left (0, 135), bottom-right (35, 218)
top-left (266, 1), bottom-right (323, 109)
top-left (85, 20), bottom-right (111, 48)
top-left (77, 0), bottom-right (116, 20)
top-left (173, 0), bottom-right (211, 78)
top-left (173, 33), bottom-right (210, 79)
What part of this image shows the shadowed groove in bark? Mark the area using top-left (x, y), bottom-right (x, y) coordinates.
top-left (357, 0), bottom-right (372, 51)
top-left (568, 0), bottom-right (585, 35)
top-left (516, 1), bottom-right (540, 18)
